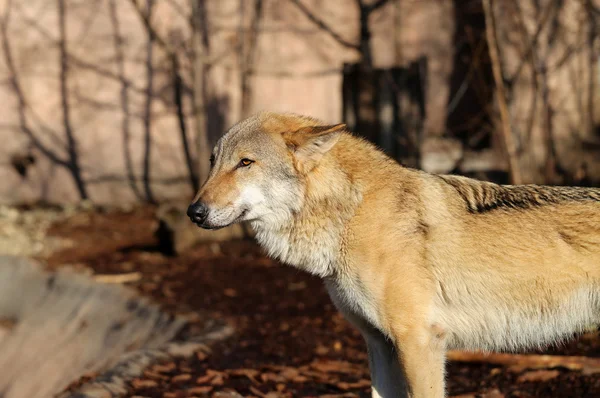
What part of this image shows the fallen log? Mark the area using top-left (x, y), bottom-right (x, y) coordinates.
top-left (447, 350), bottom-right (600, 374)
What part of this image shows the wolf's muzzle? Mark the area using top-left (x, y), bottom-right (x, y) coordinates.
top-left (187, 201), bottom-right (209, 226)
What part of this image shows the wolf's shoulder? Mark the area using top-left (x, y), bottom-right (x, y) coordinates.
top-left (432, 174), bottom-right (600, 213)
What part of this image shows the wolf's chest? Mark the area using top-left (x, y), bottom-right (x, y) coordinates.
top-left (253, 227), bottom-right (339, 277)
top-left (325, 275), bottom-right (382, 331)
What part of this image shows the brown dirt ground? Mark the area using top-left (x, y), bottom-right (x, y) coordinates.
top-left (44, 206), bottom-right (600, 398)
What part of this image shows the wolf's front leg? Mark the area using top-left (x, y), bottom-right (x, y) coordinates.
top-left (393, 325), bottom-right (447, 398)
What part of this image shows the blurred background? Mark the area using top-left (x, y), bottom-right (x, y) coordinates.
top-left (1, 1), bottom-right (600, 397)
top-left (3, 0), bottom-right (600, 206)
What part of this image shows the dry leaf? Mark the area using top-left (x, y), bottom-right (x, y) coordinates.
top-left (131, 378), bottom-right (158, 389)
top-left (188, 386), bottom-right (214, 394)
top-left (171, 373), bottom-right (192, 383)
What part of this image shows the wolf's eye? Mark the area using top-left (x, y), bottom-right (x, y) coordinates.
top-left (238, 158), bottom-right (254, 168)
top-left (210, 154), bottom-right (215, 167)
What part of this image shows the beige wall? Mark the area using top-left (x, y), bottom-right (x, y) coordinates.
top-left (0, 0), bottom-right (454, 204)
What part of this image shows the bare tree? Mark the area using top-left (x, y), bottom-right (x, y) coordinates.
top-left (192, 0), bottom-right (211, 185)
top-left (129, 0), bottom-right (204, 195)
top-left (488, 0), bottom-right (599, 184)
top-left (239, 0), bottom-right (264, 118)
top-left (142, 0), bottom-right (156, 203)
top-left (482, 0), bottom-right (523, 184)
top-left (108, 0), bottom-right (143, 200)
top-left (1, 0), bottom-right (90, 200)
top-left (58, 0), bottom-right (89, 200)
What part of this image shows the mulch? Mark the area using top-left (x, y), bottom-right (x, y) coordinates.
top-left (44, 206), bottom-right (600, 397)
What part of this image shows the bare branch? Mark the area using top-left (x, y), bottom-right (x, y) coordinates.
top-left (250, 67), bottom-right (342, 77)
top-left (510, 0), bottom-right (558, 82)
top-left (127, 0), bottom-right (233, 68)
top-left (127, 0), bottom-right (175, 56)
top-left (366, 0), bottom-right (390, 13)
top-left (288, 0), bottom-right (360, 51)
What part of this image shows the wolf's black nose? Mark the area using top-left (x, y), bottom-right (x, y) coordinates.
top-left (187, 201), bottom-right (209, 224)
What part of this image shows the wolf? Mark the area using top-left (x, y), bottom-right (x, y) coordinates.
top-left (187, 111), bottom-right (600, 397)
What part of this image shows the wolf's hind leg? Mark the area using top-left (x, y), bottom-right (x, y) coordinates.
top-left (364, 328), bottom-right (409, 398)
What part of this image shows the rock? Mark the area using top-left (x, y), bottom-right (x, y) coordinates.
top-left (155, 202), bottom-right (252, 255)
top-left (421, 137), bottom-right (463, 174)
top-left (212, 390), bottom-right (244, 398)
top-left (0, 205), bottom-right (71, 258)
top-left (0, 255), bottom-right (187, 398)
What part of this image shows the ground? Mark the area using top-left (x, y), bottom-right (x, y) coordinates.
top-left (42, 206), bottom-right (600, 397)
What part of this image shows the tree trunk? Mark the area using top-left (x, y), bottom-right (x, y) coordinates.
top-left (192, 0), bottom-right (210, 186)
top-left (58, 0), bottom-right (89, 200)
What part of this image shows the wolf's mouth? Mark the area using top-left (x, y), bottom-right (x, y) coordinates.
top-left (196, 208), bottom-right (249, 230)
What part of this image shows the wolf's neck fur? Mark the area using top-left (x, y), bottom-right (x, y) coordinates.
top-left (251, 142), bottom-right (364, 277)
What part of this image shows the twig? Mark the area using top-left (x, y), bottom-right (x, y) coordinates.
top-left (482, 0), bottom-right (523, 185)
top-left (94, 272), bottom-right (142, 284)
top-left (366, 0), bottom-right (390, 13)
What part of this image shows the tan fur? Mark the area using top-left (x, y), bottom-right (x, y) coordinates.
top-left (190, 111), bottom-right (600, 398)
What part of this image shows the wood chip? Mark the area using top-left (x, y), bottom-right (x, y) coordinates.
top-left (517, 369), bottom-right (560, 383)
top-left (249, 386), bottom-right (266, 397)
top-left (152, 362), bottom-right (177, 373)
top-left (196, 374), bottom-right (215, 384)
top-left (336, 379), bottom-right (371, 390)
top-left (171, 373), bottom-right (192, 383)
top-left (143, 369), bottom-right (170, 380)
top-left (212, 390), bottom-right (244, 398)
top-left (187, 386), bottom-right (214, 394)
top-left (131, 378), bottom-right (158, 389)
top-left (451, 390), bottom-right (504, 398)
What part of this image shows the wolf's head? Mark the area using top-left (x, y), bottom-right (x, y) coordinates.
top-left (187, 112), bottom-right (347, 230)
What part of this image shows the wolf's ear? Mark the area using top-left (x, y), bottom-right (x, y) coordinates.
top-left (283, 123), bottom-right (345, 173)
